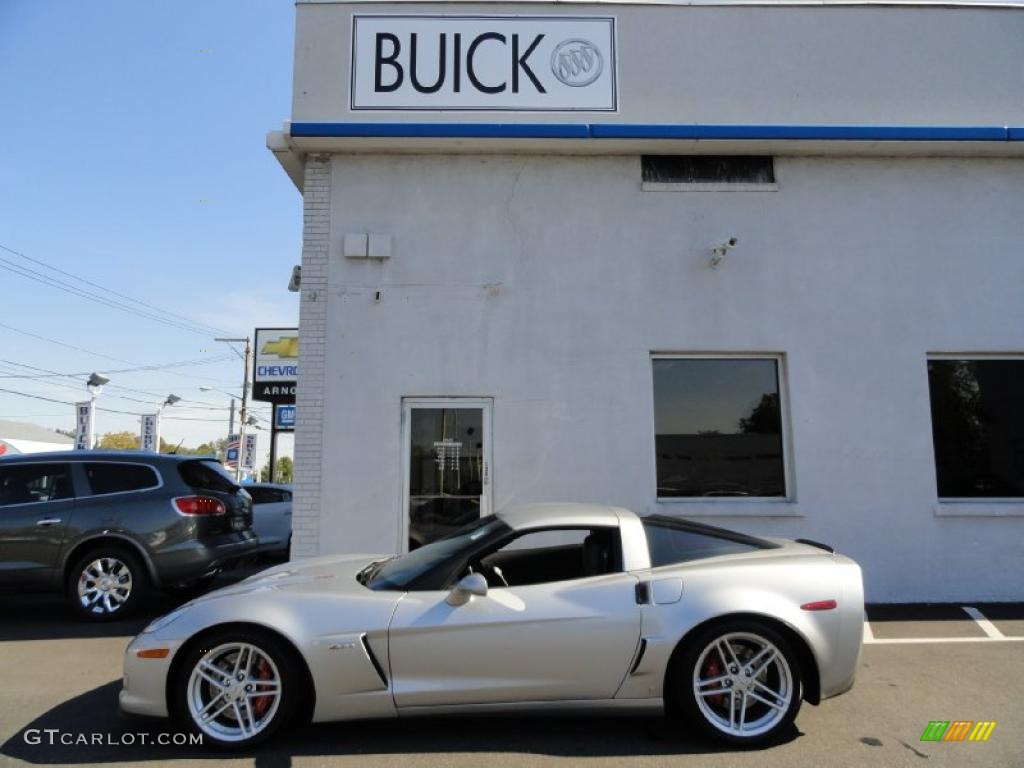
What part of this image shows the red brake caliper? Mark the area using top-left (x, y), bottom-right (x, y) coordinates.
top-left (701, 652), bottom-right (726, 708)
top-left (251, 659), bottom-right (274, 717)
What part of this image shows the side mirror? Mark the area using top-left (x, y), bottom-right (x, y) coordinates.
top-left (446, 572), bottom-right (488, 606)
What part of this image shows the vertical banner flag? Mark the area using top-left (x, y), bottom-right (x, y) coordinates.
top-left (243, 433), bottom-right (258, 471)
top-left (225, 433), bottom-right (241, 469)
top-left (75, 402), bottom-right (93, 450)
top-left (140, 414), bottom-right (159, 452)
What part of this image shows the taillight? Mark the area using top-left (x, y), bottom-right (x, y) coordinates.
top-left (173, 496), bottom-right (226, 516)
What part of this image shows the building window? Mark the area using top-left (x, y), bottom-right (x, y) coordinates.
top-left (927, 358), bottom-right (1024, 499)
top-left (652, 357), bottom-right (787, 499)
top-left (641, 155), bottom-right (776, 191)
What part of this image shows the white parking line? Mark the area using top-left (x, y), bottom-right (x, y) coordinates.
top-left (862, 606), bottom-right (1023, 645)
top-left (963, 606), bottom-right (1006, 639)
top-left (865, 635), bottom-right (1024, 645)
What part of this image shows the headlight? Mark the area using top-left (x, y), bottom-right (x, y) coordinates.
top-left (142, 605), bottom-right (189, 634)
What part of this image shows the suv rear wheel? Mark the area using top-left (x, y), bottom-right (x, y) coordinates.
top-left (68, 547), bottom-right (148, 621)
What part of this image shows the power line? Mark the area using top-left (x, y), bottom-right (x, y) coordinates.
top-left (0, 355), bottom-right (234, 379)
top-left (0, 242), bottom-right (236, 337)
top-left (0, 321), bottom-right (239, 386)
top-left (0, 388), bottom-right (230, 423)
top-left (0, 243), bottom-right (236, 335)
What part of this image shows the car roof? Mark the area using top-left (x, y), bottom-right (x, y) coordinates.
top-left (496, 502), bottom-right (633, 531)
top-left (245, 483), bottom-right (292, 490)
top-left (0, 450), bottom-right (214, 463)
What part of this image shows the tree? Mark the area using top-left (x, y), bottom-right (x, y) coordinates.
top-left (261, 456), bottom-right (294, 483)
top-left (738, 393), bottom-right (781, 434)
top-left (98, 431), bottom-right (140, 450)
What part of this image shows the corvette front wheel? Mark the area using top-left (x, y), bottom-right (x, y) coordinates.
top-left (670, 621), bottom-right (803, 746)
top-left (174, 629), bottom-right (301, 748)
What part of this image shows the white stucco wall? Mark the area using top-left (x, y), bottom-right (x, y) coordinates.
top-left (280, 1), bottom-right (1024, 602)
top-left (311, 153), bottom-right (1024, 603)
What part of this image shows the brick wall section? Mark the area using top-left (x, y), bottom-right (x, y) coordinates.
top-left (291, 155), bottom-right (330, 559)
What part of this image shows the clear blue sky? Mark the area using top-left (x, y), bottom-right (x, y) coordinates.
top-left (0, 1), bottom-right (300, 459)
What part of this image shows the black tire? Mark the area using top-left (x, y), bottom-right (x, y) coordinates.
top-left (67, 546), bottom-right (149, 622)
top-left (172, 627), bottom-right (302, 749)
top-left (666, 619), bottom-right (803, 746)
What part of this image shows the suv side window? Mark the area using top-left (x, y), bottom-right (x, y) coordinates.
top-left (0, 464), bottom-right (75, 506)
top-left (84, 463), bottom-right (160, 495)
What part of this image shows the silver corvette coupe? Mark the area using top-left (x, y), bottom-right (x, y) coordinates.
top-left (121, 504), bottom-right (864, 748)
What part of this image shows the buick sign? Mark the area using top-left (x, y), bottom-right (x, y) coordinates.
top-left (351, 15), bottom-right (617, 111)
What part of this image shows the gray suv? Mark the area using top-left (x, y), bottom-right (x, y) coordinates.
top-left (0, 451), bottom-right (258, 621)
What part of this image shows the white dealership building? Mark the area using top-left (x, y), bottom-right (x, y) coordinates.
top-left (269, 0), bottom-right (1024, 602)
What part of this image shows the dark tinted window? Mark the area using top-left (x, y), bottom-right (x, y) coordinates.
top-left (643, 519), bottom-right (772, 567)
top-left (0, 464), bottom-right (74, 506)
top-left (84, 463), bottom-right (159, 495)
top-left (178, 460), bottom-right (237, 493)
top-left (927, 359), bottom-right (1024, 498)
top-left (248, 487), bottom-right (283, 504)
top-left (642, 155), bottom-right (775, 184)
top-left (653, 358), bottom-right (786, 497)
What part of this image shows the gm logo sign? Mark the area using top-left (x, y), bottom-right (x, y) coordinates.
top-left (351, 15), bottom-right (617, 112)
top-left (275, 405), bottom-right (296, 431)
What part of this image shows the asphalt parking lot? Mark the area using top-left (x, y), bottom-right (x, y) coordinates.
top-left (1, 570), bottom-right (1021, 768)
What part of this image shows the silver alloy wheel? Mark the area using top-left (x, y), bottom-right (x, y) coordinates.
top-left (692, 631), bottom-right (794, 738)
top-left (187, 642), bottom-right (282, 742)
top-left (77, 557), bottom-right (133, 615)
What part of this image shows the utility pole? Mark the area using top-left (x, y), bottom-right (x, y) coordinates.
top-left (215, 336), bottom-right (252, 481)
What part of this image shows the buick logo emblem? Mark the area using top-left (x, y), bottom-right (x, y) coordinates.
top-left (551, 39), bottom-right (603, 87)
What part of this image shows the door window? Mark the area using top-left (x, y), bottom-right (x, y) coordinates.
top-left (0, 464), bottom-right (74, 506)
top-left (404, 401), bottom-right (491, 551)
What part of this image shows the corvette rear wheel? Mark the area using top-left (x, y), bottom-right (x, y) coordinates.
top-left (174, 629), bottom-right (300, 748)
top-left (670, 621), bottom-right (802, 745)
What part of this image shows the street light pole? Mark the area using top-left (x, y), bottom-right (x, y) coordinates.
top-left (215, 336), bottom-right (251, 481)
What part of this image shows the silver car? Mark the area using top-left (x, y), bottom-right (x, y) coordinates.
top-left (121, 503), bottom-right (863, 748)
top-left (244, 483), bottom-right (292, 556)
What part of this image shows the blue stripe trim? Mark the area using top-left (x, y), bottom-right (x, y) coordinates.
top-left (291, 122), bottom-right (1024, 142)
top-left (589, 124), bottom-right (1010, 141)
top-left (290, 122), bottom-right (589, 139)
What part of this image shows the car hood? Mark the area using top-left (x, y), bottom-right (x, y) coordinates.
top-left (199, 553), bottom-right (390, 600)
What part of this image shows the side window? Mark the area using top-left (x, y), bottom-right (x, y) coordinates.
top-left (643, 521), bottom-right (763, 567)
top-left (248, 487), bottom-right (275, 505)
top-left (281, 490), bottom-right (292, 502)
top-left (477, 527), bottom-right (621, 587)
top-left (84, 463), bottom-right (159, 495)
top-left (0, 464), bottom-right (74, 506)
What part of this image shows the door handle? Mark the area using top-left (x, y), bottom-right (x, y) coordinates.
top-left (36, 518), bottom-right (62, 527)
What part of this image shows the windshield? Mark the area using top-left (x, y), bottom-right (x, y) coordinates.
top-left (364, 516), bottom-right (509, 591)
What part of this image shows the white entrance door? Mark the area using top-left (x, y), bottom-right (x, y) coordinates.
top-left (400, 398), bottom-right (492, 552)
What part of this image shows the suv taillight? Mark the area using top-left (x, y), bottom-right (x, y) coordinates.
top-left (173, 496), bottom-right (226, 516)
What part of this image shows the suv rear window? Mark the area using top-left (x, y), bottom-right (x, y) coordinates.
top-left (178, 460), bottom-right (238, 493)
top-left (642, 516), bottom-right (777, 567)
top-left (85, 463), bottom-right (159, 495)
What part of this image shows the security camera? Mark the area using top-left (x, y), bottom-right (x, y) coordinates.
top-left (710, 238), bottom-right (739, 268)
top-left (287, 265), bottom-right (301, 292)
